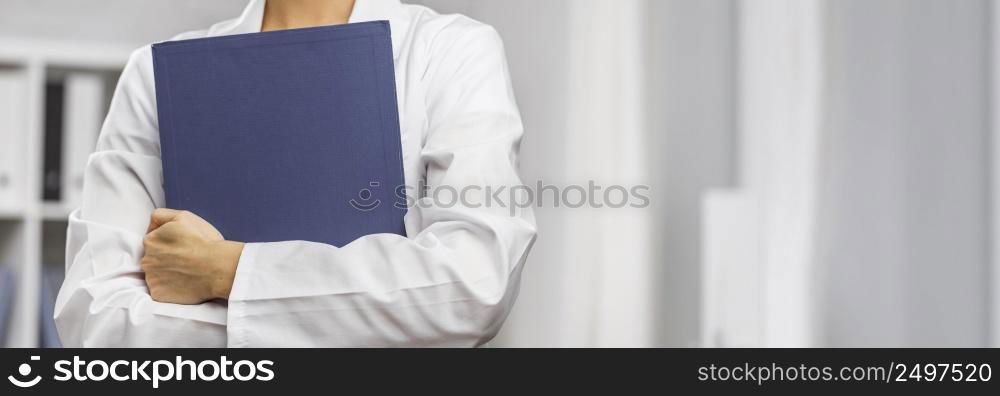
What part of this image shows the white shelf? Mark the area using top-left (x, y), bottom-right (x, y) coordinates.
top-left (0, 208), bottom-right (26, 221)
top-left (40, 203), bottom-right (72, 222)
top-left (0, 38), bottom-right (129, 347)
top-left (0, 38), bottom-right (133, 70)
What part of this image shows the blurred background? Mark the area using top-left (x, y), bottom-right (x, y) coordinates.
top-left (0, 0), bottom-right (997, 348)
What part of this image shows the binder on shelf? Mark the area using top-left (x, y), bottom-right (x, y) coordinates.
top-left (42, 81), bottom-right (65, 202)
top-left (152, 21), bottom-right (407, 247)
top-left (0, 268), bottom-right (16, 347)
top-left (0, 71), bottom-right (27, 211)
top-left (39, 268), bottom-right (63, 348)
top-left (62, 73), bottom-right (106, 211)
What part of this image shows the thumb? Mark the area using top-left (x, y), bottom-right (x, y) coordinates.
top-left (147, 208), bottom-right (185, 234)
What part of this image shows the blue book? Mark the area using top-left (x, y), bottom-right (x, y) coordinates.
top-left (39, 268), bottom-right (63, 348)
top-left (152, 21), bottom-right (406, 247)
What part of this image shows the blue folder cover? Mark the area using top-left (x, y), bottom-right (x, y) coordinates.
top-left (152, 21), bottom-right (406, 247)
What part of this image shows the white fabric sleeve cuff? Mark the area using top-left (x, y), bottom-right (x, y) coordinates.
top-left (226, 242), bottom-right (260, 348)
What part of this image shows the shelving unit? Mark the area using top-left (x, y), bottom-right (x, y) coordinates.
top-left (0, 38), bottom-right (131, 347)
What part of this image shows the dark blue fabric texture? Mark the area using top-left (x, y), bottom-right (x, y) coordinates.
top-left (152, 21), bottom-right (406, 247)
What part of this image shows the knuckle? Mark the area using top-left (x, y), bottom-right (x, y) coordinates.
top-left (160, 222), bottom-right (180, 234)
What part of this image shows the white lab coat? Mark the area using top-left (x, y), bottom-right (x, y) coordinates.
top-left (54, 0), bottom-right (536, 347)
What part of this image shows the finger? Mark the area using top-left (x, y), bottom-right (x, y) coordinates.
top-left (147, 208), bottom-right (185, 233)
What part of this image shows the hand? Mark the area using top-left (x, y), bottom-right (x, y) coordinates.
top-left (141, 209), bottom-right (244, 304)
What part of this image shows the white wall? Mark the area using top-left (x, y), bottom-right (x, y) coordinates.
top-left (817, 0), bottom-right (991, 347)
top-left (647, 0), bottom-right (736, 347)
top-left (703, 0), bottom-right (826, 348)
top-left (0, 0), bottom-right (246, 46)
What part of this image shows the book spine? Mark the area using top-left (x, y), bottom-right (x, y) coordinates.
top-left (61, 73), bottom-right (106, 211)
top-left (0, 71), bottom-right (27, 210)
top-left (42, 81), bottom-right (65, 202)
top-left (0, 269), bottom-right (15, 347)
top-left (152, 46), bottom-right (179, 208)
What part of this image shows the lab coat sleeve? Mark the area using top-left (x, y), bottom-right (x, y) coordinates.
top-left (226, 25), bottom-right (537, 347)
top-left (54, 47), bottom-right (228, 347)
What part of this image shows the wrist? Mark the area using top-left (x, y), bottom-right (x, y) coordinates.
top-left (208, 240), bottom-right (244, 300)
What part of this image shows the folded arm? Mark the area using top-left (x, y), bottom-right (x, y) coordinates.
top-left (54, 47), bottom-right (228, 347)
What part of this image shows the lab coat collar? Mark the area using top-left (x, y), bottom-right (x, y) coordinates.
top-left (209, 0), bottom-right (408, 59)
